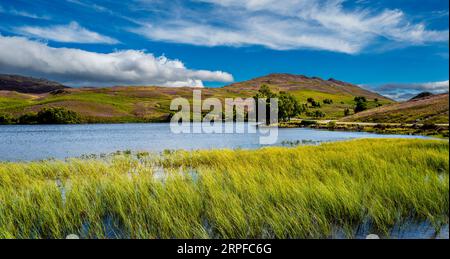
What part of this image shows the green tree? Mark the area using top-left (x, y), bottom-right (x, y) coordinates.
top-left (354, 102), bottom-right (367, 113)
top-left (253, 85), bottom-right (277, 124)
top-left (18, 113), bottom-right (38, 124)
top-left (255, 85), bottom-right (277, 99)
top-left (306, 110), bottom-right (325, 118)
top-left (314, 110), bottom-right (325, 118)
top-left (354, 96), bottom-right (368, 113)
top-left (36, 107), bottom-right (81, 124)
top-left (278, 91), bottom-right (303, 121)
top-left (344, 108), bottom-right (351, 116)
top-left (323, 99), bottom-right (333, 104)
top-left (0, 113), bottom-right (15, 124)
top-left (354, 96), bottom-right (367, 103)
top-left (307, 97), bottom-right (321, 108)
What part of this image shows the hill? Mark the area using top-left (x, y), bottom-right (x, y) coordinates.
top-left (0, 74), bottom-right (68, 94)
top-left (341, 93), bottom-right (449, 124)
top-left (227, 74), bottom-right (393, 118)
top-left (410, 92), bottom-right (434, 100)
top-left (0, 73), bottom-right (392, 123)
top-left (227, 73), bottom-right (389, 100)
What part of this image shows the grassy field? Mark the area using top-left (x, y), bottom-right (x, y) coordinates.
top-left (0, 139), bottom-right (448, 239)
top-left (342, 93), bottom-right (449, 124)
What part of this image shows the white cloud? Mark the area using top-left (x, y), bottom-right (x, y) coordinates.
top-left (368, 80), bottom-right (449, 101)
top-left (0, 5), bottom-right (51, 20)
top-left (133, 0), bottom-right (449, 54)
top-left (15, 22), bottom-right (119, 44)
top-left (9, 9), bottom-right (51, 20)
top-left (379, 80), bottom-right (449, 92)
top-left (0, 35), bottom-right (233, 87)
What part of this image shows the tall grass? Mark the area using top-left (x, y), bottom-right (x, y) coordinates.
top-left (0, 139), bottom-right (448, 239)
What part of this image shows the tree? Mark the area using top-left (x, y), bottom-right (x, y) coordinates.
top-left (327, 121), bottom-right (336, 129)
top-left (254, 86), bottom-right (304, 123)
top-left (323, 99), bottom-right (333, 104)
top-left (255, 85), bottom-right (277, 99)
top-left (278, 91), bottom-right (303, 121)
top-left (18, 113), bottom-right (38, 124)
top-left (354, 101), bottom-right (367, 113)
top-left (36, 107), bottom-right (81, 124)
top-left (353, 96), bottom-right (368, 113)
top-left (306, 110), bottom-right (325, 118)
top-left (253, 85), bottom-right (277, 124)
top-left (0, 113), bottom-right (14, 124)
top-left (354, 96), bottom-right (367, 103)
top-left (314, 110), bottom-right (325, 118)
top-left (344, 108), bottom-right (351, 116)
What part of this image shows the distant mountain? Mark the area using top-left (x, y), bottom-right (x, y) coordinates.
top-left (0, 74), bottom-right (68, 94)
top-left (226, 73), bottom-right (391, 101)
top-left (410, 92), bottom-right (434, 100)
top-left (342, 93), bottom-right (449, 124)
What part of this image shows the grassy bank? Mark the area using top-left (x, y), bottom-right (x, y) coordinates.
top-left (279, 120), bottom-right (450, 138)
top-left (0, 139), bottom-right (448, 239)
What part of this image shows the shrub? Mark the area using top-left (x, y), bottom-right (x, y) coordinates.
top-left (327, 121), bottom-right (337, 129)
top-left (374, 124), bottom-right (387, 130)
top-left (37, 107), bottom-right (81, 124)
top-left (421, 123), bottom-right (438, 130)
top-left (323, 99), bottom-right (333, 104)
top-left (306, 98), bottom-right (321, 108)
top-left (354, 96), bottom-right (367, 103)
top-left (344, 108), bottom-right (351, 117)
top-left (307, 110), bottom-right (326, 118)
top-left (354, 101), bottom-right (367, 113)
top-left (300, 120), bottom-right (317, 126)
top-left (0, 113), bottom-right (15, 124)
top-left (18, 113), bottom-right (38, 124)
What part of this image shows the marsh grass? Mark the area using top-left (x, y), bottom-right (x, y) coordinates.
top-left (0, 139), bottom-right (448, 239)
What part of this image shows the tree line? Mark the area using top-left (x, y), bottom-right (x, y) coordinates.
top-left (0, 107), bottom-right (81, 125)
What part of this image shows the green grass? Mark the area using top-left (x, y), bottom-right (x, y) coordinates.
top-left (290, 90), bottom-right (391, 119)
top-left (342, 94), bottom-right (449, 124)
top-left (0, 139), bottom-right (448, 239)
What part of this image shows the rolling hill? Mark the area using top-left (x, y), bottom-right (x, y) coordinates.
top-left (0, 73), bottom-right (392, 123)
top-left (227, 73), bottom-right (388, 100)
top-left (0, 74), bottom-right (68, 94)
top-left (341, 93), bottom-right (449, 124)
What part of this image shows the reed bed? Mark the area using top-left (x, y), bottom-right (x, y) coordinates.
top-left (0, 139), bottom-right (448, 239)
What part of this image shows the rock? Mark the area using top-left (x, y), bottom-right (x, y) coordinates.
top-left (66, 234), bottom-right (80, 239)
top-left (366, 234), bottom-right (380, 239)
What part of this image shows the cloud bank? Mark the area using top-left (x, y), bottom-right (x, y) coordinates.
top-left (15, 22), bottom-right (119, 44)
top-left (379, 80), bottom-right (449, 92)
top-left (371, 80), bottom-right (449, 101)
top-left (133, 0), bottom-right (449, 54)
top-left (0, 35), bottom-right (233, 87)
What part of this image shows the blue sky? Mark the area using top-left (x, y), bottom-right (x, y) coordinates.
top-left (0, 0), bottom-right (448, 100)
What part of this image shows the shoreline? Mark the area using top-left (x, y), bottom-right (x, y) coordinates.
top-left (278, 120), bottom-right (450, 138)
